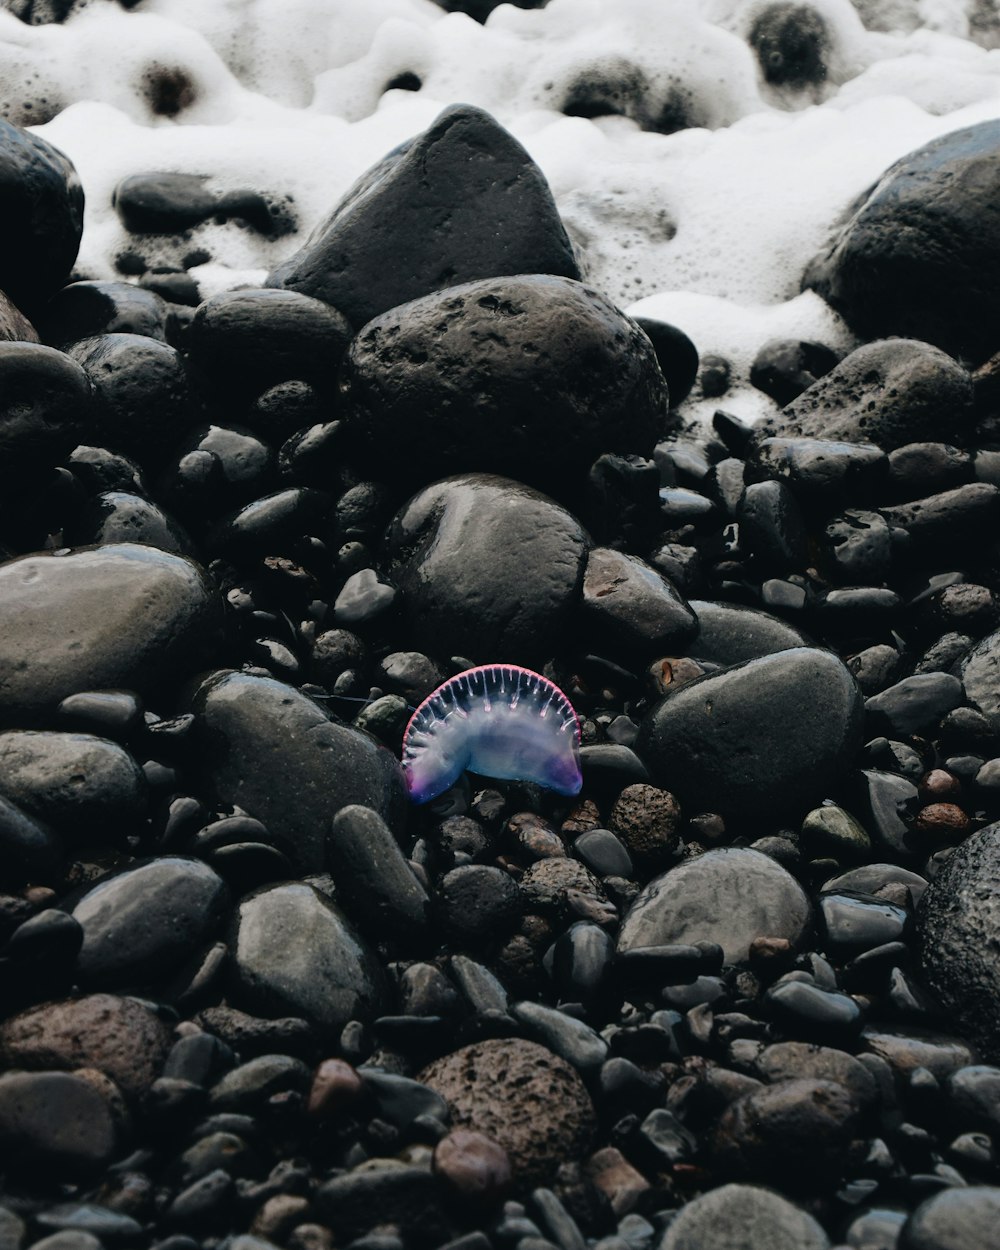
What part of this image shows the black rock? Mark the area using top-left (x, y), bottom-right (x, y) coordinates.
top-left (339, 275), bottom-right (666, 490)
top-left (0, 118), bottom-right (83, 314)
top-left (214, 487), bottom-right (333, 560)
top-left (0, 544), bottom-right (221, 728)
top-left (686, 599), bottom-right (811, 666)
top-left (209, 1054), bottom-right (311, 1113)
top-left (749, 437), bottom-right (887, 514)
top-left (510, 1000), bottom-right (607, 1072)
top-left (32, 1202), bottom-right (144, 1242)
top-left (945, 1065), bottom-right (1000, 1135)
top-left (617, 848), bottom-right (811, 965)
top-left (114, 171), bottom-right (292, 236)
top-left (900, 1185), bottom-right (1000, 1250)
top-left (823, 509), bottom-right (894, 584)
top-left (437, 865), bottom-right (522, 940)
top-left (229, 882), bottom-right (387, 1036)
top-left (633, 318), bottom-right (699, 406)
top-left (161, 424), bottom-right (276, 519)
top-left (737, 479), bottom-right (808, 574)
top-left (865, 673), bottom-right (964, 738)
top-left (759, 339), bottom-right (974, 450)
top-left (917, 822), bottom-right (1000, 1061)
top-left (67, 444), bottom-right (146, 497)
top-left (580, 547), bottom-right (696, 656)
top-left (333, 567), bottom-right (397, 627)
top-left (961, 627), bottom-right (1000, 731)
top-left (0, 343), bottom-right (92, 491)
top-left (713, 1078), bottom-right (861, 1189)
top-left (66, 490), bottom-right (192, 555)
top-left (572, 829), bottom-right (633, 879)
top-left (750, 339), bottom-right (840, 406)
top-left (385, 474), bottom-right (589, 664)
top-left (819, 892), bottom-right (909, 956)
top-left (40, 279), bottom-right (169, 347)
top-left (0, 792), bottom-right (61, 880)
top-left (804, 119), bottom-right (1000, 362)
top-left (756, 1042), bottom-right (878, 1111)
top-left (67, 334), bottom-right (194, 468)
top-left (0, 730), bottom-right (146, 839)
top-left (850, 770), bottom-right (921, 860)
top-left (56, 690), bottom-right (143, 740)
top-left (636, 648), bottom-right (864, 821)
top-left (764, 981), bottom-right (864, 1040)
top-left (327, 805), bottom-right (429, 942)
top-left (750, 3), bottom-right (830, 88)
top-left (189, 670), bottom-right (406, 872)
top-left (660, 1182), bottom-right (829, 1249)
top-left (879, 484), bottom-right (1000, 562)
top-left (71, 856), bottom-right (230, 989)
top-left (268, 103), bottom-right (579, 327)
top-left (317, 1164), bottom-right (452, 1245)
top-left (185, 288), bottom-right (352, 403)
top-left (0, 1070), bottom-right (119, 1177)
top-left (886, 442), bottom-right (973, 501)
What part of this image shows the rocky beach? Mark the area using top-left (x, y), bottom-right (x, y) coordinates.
top-left (4, 1), bottom-right (1000, 1248)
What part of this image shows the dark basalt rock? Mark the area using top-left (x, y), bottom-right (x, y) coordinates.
top-left (0, 342), bottom-right (92, 491)
top-left (39, 279), bottom-right (170, 347)
top-left (636, 648), bottom-right (865, 821)
top-left (0, 544), bottom-right (222, 727)
top-left (580, 547), bottom-right (697, 656)
top-left (758, 339), bottom-right (974, 450)
top-left (748, 437), bottom-right (888, 514)
top-left (0, 118), bottom-right (83, 315)
top-left (228, 882), bottom-right (388, 1035)
top-left (686, 599), bottom-right (812, 666)
top-left (113, 170), bottom-right (294, 237)
top-left (188, 670), bottom-right (406, 873)
top-left (0, 1070), bottom-right (120, 1178)
top-left (712, 1078), bottom-right (861, 1189)
top-left (750, 3), bottom-right (830, 88)
top-left (71, 856), bottom-right (230, 989)
top-left (0, 730), bottom-right (146, 839)
top-left (917, 822), bottom-right (1000, 1061)
top-left (67, 333), bottom-right (194, 468)
top-left (961, 626), bottom-right (1000, 731)
top-left (267, 103), bottom-right (579, 327)
top-left (805, 120), bottom-right (1000, 362)
top-left (385, 474), bottom-right (589, 664)
top-left (185, 288), bottom-right (352, 403)
top-left (338, 274), bottom-right (667, 490)
top-left (65, 490), bottom-right (193, 555)
top-left (617, 848), bottom-right (812, 965)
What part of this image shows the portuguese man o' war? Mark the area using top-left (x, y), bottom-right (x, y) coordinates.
top-left (402, 664), bottom-right (583, 805)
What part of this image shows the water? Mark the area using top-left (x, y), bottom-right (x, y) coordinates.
top-left (6, 0), bottom-right (1000, 423)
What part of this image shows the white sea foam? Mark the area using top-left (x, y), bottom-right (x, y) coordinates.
top-left (5, 0), bottom-right (1000, 424)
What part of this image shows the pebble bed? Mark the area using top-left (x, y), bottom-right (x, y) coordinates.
top-left (5, 2), bottom-right (1000, 1250)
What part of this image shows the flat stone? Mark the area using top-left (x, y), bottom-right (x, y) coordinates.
top-left (188, 670), bottom-right (406, 873)
top-left (0, 1070), bottom-right (119, 1177)
top-left (636, 647), bottom-right (865, 821)
top-left (385, 474), bottom-right (589, 665)
top-left (229, 882), bottom-right (388, 1036)
top-left (71, 856), bottom-right (229, 990)
top-left (0, 544), bottom-right (221, 727)
top-left (617, 848), bottom-right (812, 965)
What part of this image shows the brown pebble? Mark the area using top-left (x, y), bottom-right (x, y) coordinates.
top-left (649, 656), bottom-right (706, 697)
top-left (23, 886), bottom-right (57, 907)
top-left (252, 1195), bottom-right (313, 1241)
top-left (306, 1058), bottom-right (363, 1119)
top-left (561, 799), bottom-right (602, 835)
top-left (584, 1146), bottom-right (650, 1216)
top-left (919, 769), bottom-right (962, 802)
top-left (915, 802), bottom-right (970, 839)
top-left (505, 812), bottom-right (566, 861)
top-left (609, 783), bottom-right (682, 864)
top-left (0, 994), bottom-right (171, 1104)
top-left (687, 812), bottom-right (726, 844)
top-left (419, 1039), bottom-right (596, 1187)
top-left (433, 1128), bottom-right (513, 1202)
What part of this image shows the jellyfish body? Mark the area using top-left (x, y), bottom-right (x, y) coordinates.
top-left (402, 664), bottom-right (583, 804)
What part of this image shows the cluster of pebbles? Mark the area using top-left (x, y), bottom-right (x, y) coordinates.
top-left (6, 4), bottom-right (1000, 1250)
